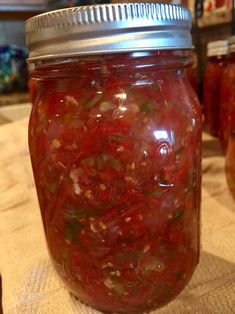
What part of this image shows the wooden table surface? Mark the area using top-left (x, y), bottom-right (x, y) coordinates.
top-left (1, 118), bottom-right (235, 314)
top-left (0, 93), bottom-right (30, 107)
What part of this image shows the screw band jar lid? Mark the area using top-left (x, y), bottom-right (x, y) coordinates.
top-left (207, 40), bottom-right (228, 57)
top-left (25, 3), bottom-right (193, 61)
top-left (228, 36), bottom-right (235, 54)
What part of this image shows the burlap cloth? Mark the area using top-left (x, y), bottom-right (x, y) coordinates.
top-left (1, 118), bottom-right (235, 314)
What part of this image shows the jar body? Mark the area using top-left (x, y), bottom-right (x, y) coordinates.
top-left (203, 56), bottom-right (226, 137)
top-left (29, 51), bottom-right (201, 313)
top-left (223, 54), bottom-right (235, 197)
top-left (220, 54), bottom-right (235, 151)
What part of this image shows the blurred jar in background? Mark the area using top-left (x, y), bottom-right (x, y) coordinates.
top-left (224, 36), bottom-right (235, 197)
top-left (0, 45), bottom-right (28, 94)
top-left (203, 40), bottom-right (228, 137)
top-left (220, 37), bottom-right (235, 152)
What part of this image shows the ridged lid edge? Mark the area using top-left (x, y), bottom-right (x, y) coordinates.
top-left (25, 3), bottom-right (191, 33)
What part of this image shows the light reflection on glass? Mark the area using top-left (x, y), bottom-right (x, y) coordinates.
top-left (131, 52), bottom-right (151, 57)
top-left (153, 129), bottom-right (175, 144)
top-left (119, 106), bottom-right (127, 112)
top-left (157, 143), bottom-right (170, 162)
top-left (133, 80), bottom-right (155, 86)
top-left (115, 93), bottom-right (127, 100)
top-left (143, 150), bottom-right (148, 157)
top-left (159, 145), bottom-right (168, 156)
top-left (135, 64), bottom-right (156, 69)
top-left (153, 130), bottom-right (169, 140)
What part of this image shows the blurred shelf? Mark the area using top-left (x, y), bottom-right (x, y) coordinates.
top-left (0, 4), bottom-right (44, 12)
top-left (198, 9), bottom-right (231, 28)
top-left (0, 92), bottom-right (30, 107)
top-left (0, 5), bottom-right (45, 19)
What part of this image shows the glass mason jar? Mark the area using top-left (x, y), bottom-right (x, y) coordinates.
top-left (223, 37), bottom-right (235, 197)
top-left (203, 40), bottom-right (227, 138)
top-left (220, 38), bottom-right (235, 152)
top-left (25, 4), bottom-right (201, 313)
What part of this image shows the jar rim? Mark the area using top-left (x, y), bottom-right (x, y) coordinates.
top-left (25, 3), bottom-right (193, 62)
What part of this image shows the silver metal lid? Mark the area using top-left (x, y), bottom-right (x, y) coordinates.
top-left (207, 40), bottom-right (228, 57)
top-left (25, 3), bottom-right (193, 61)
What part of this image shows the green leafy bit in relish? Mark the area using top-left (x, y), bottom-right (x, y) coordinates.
top-left (116, 251), bottom-right (141, 260)
top-left (139, 102), bottom-right (152, 113)
top-left (81, 157), bottom-right (95, 167)
top-left (109, 157), bottom-right (122, 171)
top-left (64, 219), bottom-right (82, 243)
top-left (85, 94), bottom-right (102, 109)
top-left (168, 210), bottom-right (184, 222)
top-left (64, 206), bottom-right (93, 220)
top-left (48, 182), bottom-right (59, 194)
top-left (174, 146), bottom-right (184, 156)
top-left (152, 187), bottom-right (165, 197)
top-left (100, 102), bottom-right (112, 112)
top-left (108, 134), bottom-right (125, 142)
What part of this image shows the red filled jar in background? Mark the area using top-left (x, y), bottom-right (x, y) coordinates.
top-left (203, 40), bottom-right (228, 137)
top-left (220, 37), bottom-right (235, 152)
top-left (224, 36), bottom-right (235, 197)
top-left (25, 3), bottom-right (201, 313)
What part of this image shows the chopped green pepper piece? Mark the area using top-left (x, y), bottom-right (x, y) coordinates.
top-left (64, 206), bottom-right (92, 219)
top-left (109, 157), bottom-right (122, 171)
top-left (97, 155), bottom-right (105, 170)
top-left (174, 146), bottom-right (184, 155)
top-left (48, 182), bottom-right (59, 194)
top-left (116, 251), bottom-right (141, 260)
top-left (108, 134), bottom-right (125, 142)
top-left (81, 157), bottom-right (95, 167)
top-left (113, 281), bottom-right (125, 296)
top-left (85, 94), bottom-right (102, 109)
top-left (139, 102), bottom-right (152, 113)
top-left (64, 207), bottom-right (77, 219)
top-left (64, 219), bottom-right (81, 243)
top-left (152, 187), bottom-right (165, 197)
top-left (159, 177), bottom-right (168, 185)
top-left (169, 210), bottom-right (184, 222)
top-left (100, 101), bottom-right (112, 112)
